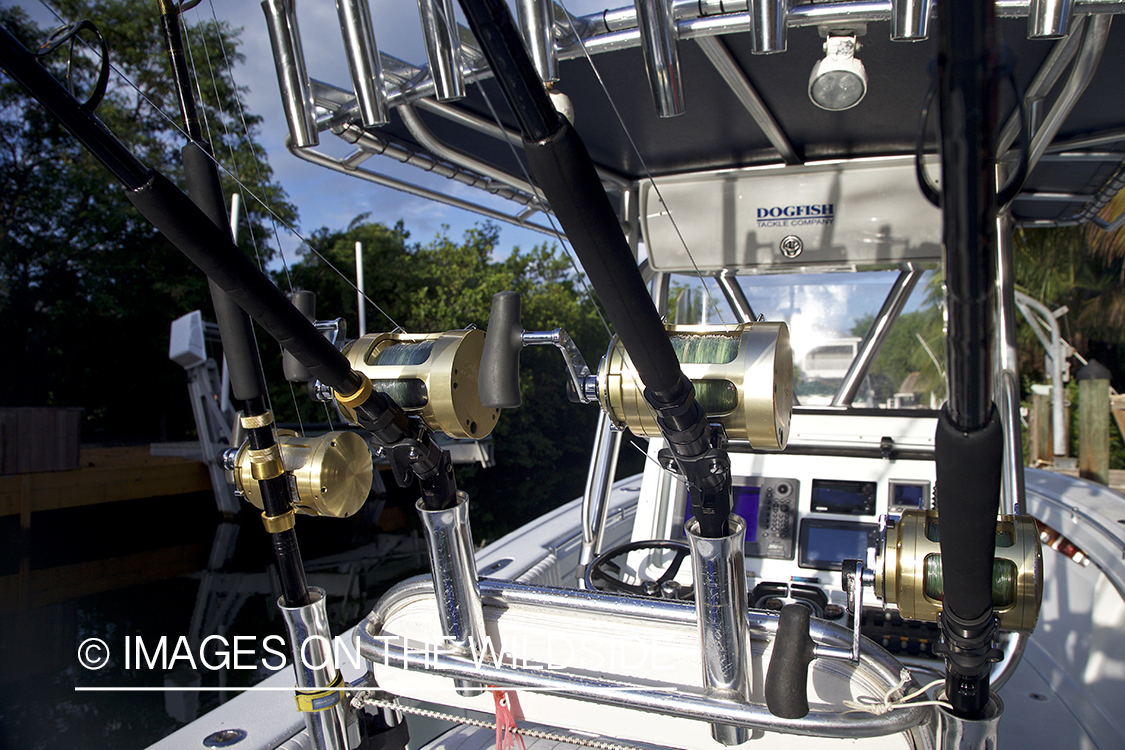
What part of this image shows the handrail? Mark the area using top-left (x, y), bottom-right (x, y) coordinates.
top-left (357, 577), bottom-right (936, 741)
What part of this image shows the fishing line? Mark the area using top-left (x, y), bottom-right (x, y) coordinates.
top-left (423, 0), bottom-right (613, 338)
top-left (473, 81), bottom-right (613, 338)
top-left (560, 4), bottom-right (726, 325)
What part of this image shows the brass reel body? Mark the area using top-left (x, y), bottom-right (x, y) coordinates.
top-left (596, 322), bottom-right (793, 449)
top-left (234, 430), bottom-right (373, 519)
top-left (341, 330), bottom-right (498, 440)
top-left (875, 509), bottom-right (1043, 632)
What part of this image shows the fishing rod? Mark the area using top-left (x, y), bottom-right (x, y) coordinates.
top-left (158, 0), bottom-right (311, 608)
top-left (0, 20), bottom-right (461, 516)
top-left (454, 0), bottom-right (735, 541)
top-left (931, 0), bottom-right (1006, 721)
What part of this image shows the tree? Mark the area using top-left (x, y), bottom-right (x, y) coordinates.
top-left (284, 220), bottom-right (613, 536)
top-left (0, 2), bottom-right (295, 440)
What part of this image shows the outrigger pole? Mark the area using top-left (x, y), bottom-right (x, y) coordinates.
top-left (932, 0), bottom-right (1007, 720)
top-left (158, 0), bottom-right (311, 608)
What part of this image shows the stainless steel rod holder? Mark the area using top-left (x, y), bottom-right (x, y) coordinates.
top-left (687, 515), bottom-right (751, 746)
top-left (279, 587), bottom-right (351, 750)
top-left (936, 692), bottom-right (1003, 749)
top-left (262, 0), bottom-right (319, 147)
top-left (417, 492), bottom-right (486, 696)
top-left (635, 0), bottom-right (685, 117)
top-left (891, 0), bottom-right (932, 41)
top-left (417, 0), bottom-right (466, 101)
top-left (335, 0), bottom-right (389, 127)
top-left (516, 0), bottom-right (558, 83)
top-left (750, 0), bottom-right (787, 54)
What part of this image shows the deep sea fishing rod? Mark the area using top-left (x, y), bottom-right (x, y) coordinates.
top-left (454, 0), bottom-right (735, 541)
top-left (158, 0), bottom-right (311, 608)
top-left (0, 20), bottom-right (461, 516)
top-left (932, 0), bottom-right (1007, 720)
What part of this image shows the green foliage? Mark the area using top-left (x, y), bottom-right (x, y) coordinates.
top-left (0, 3), bottom-right (294, 440)
top-left (283, 220), bottom-right (611, 536)
top-left (849, 272), bottom-right (946, 405)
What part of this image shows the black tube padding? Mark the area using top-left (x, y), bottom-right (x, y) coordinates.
top-left (523, 119), bottom-right (683, 397)
top-left (182, 143), bottom-right (269, 402)
top-left (479, 291), bottom-right (524, 408)
top-left (765, 604), bottom-right (817, 719)
top-left (935, 404), bottom-right (1004, 622)
top-left (127, 170), bottom-right (363, 396)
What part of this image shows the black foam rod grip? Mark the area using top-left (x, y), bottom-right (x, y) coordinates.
top-left (479, 291), bottom-right (524, 408)
top-left (765, 604), bottom-right (817, 719)
top-left (935, 404), bottom-right (1004, 621)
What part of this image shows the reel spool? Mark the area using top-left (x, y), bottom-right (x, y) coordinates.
top-left (233, 430), bottom-right (374, 519)
top-left (596, 323), bottom-right (793, 449)
top-left (875, 510), bottom-right (1043, 632)
top-left (340, 330), bottom-right (498, 440)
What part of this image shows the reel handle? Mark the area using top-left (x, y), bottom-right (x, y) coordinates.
top-left (479, 291), bottom-right (524, 408)
top-left (765, 604), bottom-right (817, 719)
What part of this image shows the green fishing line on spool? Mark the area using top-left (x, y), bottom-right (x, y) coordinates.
top-left (669, 333), bottom-right (740, 414)
top-left (368, 341), bottom-right (435, 409)
top-left (921, 555), bottom-right (1018, 608)
top-left (669, 334), bottom-right (740, 365)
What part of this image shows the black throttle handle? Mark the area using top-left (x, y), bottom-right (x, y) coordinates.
top-left (765, 604), bottom-right (817, 719)
top-left (479, 291), bottom-right (524, 408)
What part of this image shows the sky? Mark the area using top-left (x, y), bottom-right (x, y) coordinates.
top-left (12, 0), bottom-right (609, 270)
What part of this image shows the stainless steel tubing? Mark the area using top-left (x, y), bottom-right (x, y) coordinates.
top-left (832, 263), bottom-right (922, 407)
top-left (1030, 0), bottom-right (1075, 37)
top-left (693, 37), bottom-right (800, 165)
top-left (1027, 14), bottom-right (1111, 173)
top-left (935, 692), bottom-right (1003, 749)
top-left (994, 208), bottom-right (1025, 516)
top-left (891, 0), bottom-right (932, 40)
top-left (262, 0), bottom-right (319, 147)
top-left (359, 577), bottom-right (934, 739)
top-left (750, 0), bottom-right (787, 53)
top-left (417, 492), bottom-right (486, 696)
top-left (279, 587), bottom-right (350, 750)
top-left (517, 0), bottom-right (558, 83)
top-left (335, 0), bottom-right (388, 127)
top-left (577, 412), bottom-right (624, 587)
top-left (417, 0), bottom-right (466, 101)
top-left (686, 516), bottom-right (751, 746)
top-left (635, 0), bottom-right (685, 117)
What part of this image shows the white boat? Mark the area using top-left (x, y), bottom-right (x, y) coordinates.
top-left (5, 1), bottom-right (1125, 749)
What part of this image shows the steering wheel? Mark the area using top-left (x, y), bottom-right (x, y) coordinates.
top-left (584, 540), bottom-right (693, 600)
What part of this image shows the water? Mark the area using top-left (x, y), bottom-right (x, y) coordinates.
top-left (0, 489), bottom-right (428, 750)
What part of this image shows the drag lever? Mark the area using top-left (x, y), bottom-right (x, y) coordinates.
top-left (479, 291), bottom-right (595, 409)
top-left (765, 560), bottom-right (870, 719)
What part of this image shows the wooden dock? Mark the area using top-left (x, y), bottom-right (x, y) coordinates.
top-left (0, 445), bottom-right (213, 529)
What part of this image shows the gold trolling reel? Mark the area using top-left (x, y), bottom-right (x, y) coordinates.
top-left (478, 292), bottom-right (794, 448)
top-left (334, 330), bottom-right (499, 441)
top-left (598, 323), bottom-right (794, 449)
top-left (229, 429), bottom-right (374, 519)
top-left (874, 510), bottom-right (1043, 631)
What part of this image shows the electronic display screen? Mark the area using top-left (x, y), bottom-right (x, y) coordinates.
top-left (685, 485), bottom-right (760, 542)
top-left (892, 482), bottom-right (926, 508)
top-left (799, 521), bottom-right (877, 570)
top-left (733, 486), bottom-right (760, 543)
top-left (811, 479), bottom-right (876, 515)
